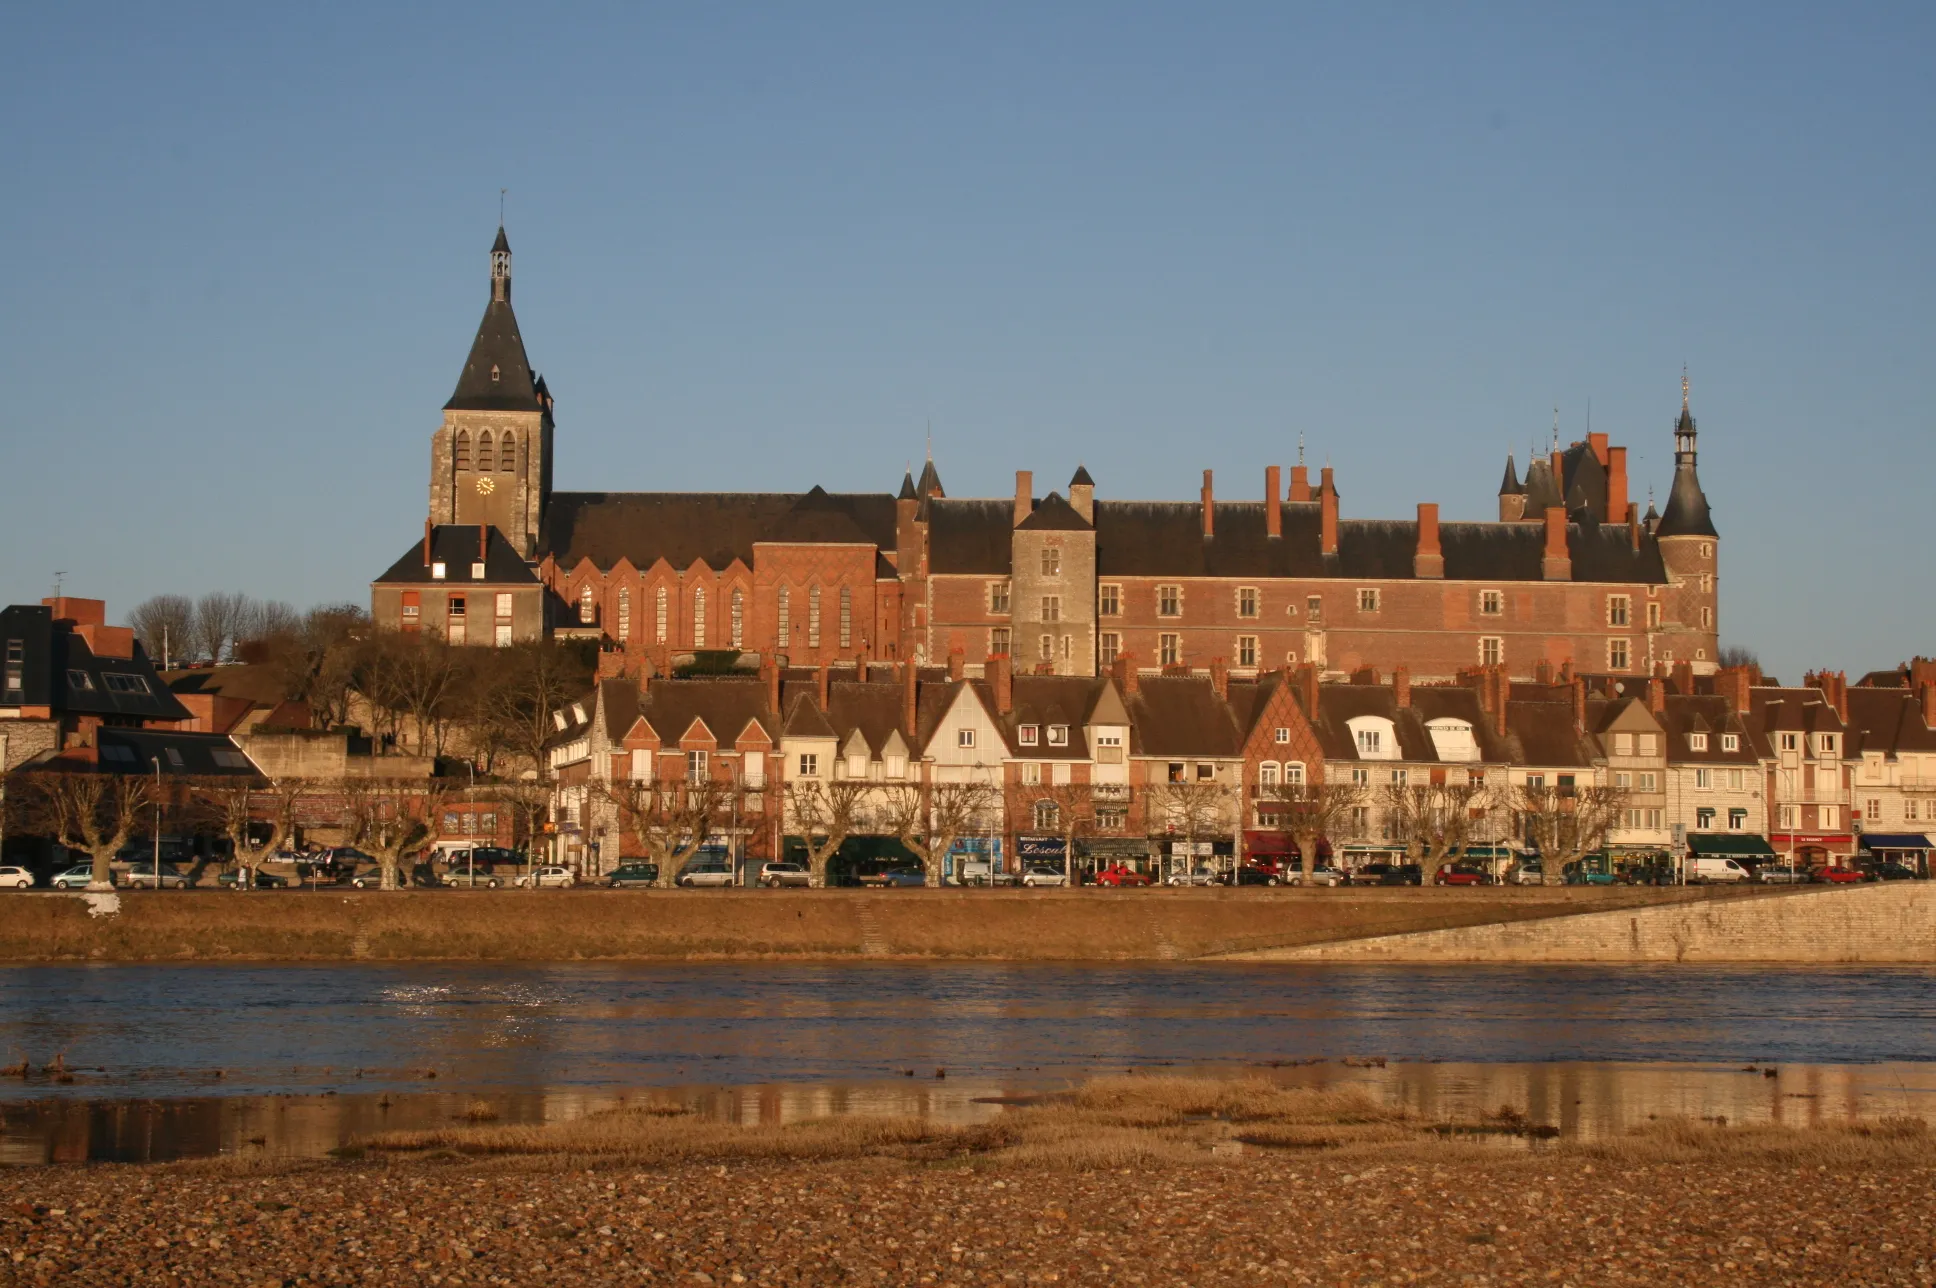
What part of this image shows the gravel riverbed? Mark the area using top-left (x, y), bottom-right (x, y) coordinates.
top-left (3, 1154), bottom-right (1930, 1286)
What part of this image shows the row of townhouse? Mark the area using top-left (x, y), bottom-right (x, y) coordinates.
top-left (545, 647), bottom-right (1936, 881)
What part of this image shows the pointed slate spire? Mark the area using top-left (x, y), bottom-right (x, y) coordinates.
top-left (1498, 453), bottom-right (1522, 496)
top-left (447, 226), bottom-right (542, 413)
top-left (898, 471), bottom-right (918, 501)
top-left (1070, 464), bottom-right (1095, 487)
top-left (915, 456), bottom-right (944, 498)
top-left (1656, 369), bottom-right (1717, 537)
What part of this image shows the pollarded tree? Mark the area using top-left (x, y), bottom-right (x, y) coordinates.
top-left (1011, 780), bottom-right (1100, 886)
top-left (880, 780), bottom-right (1001, 887)
top-left (1381, 779), bottom-right (1497, 883)
top-left (1259, 775), bottom-right (1368, 880)
top-left (341, 777), bottom-right (451, 890)
top-left (1512, 781), bottom-right (1628, 886)
top-left (20, 770), bottom-right (155, 890)
top-left (1150, 778), bottom-right (1234, 881)
top-left (784, 780), bottom-right (871, 887)
top-left (601, 774), bottom-right (741, 887)
top-left (190, 774), bottom-right (304, 882)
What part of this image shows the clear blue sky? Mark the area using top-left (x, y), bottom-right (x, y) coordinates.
top-left (4, 3), bottom-right (1930, 682)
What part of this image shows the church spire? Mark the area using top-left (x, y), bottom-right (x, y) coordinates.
top-left (446, 225), bottom-right (541, 413)
top-left (491, 226), bottom-right (512, 303)
top-left (1656, 368), bottom-right (1716, 537)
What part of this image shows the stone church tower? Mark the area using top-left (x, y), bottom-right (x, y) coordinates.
top-left (428, 227), bottom-right (554, 558)
top-left (1654, 374), bottom-right (1721, 671)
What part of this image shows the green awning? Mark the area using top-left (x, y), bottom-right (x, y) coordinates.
top-left (1686, 833), bottom-right (1777, 859)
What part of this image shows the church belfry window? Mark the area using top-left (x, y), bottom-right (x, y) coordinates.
top-left (477, 432), bottom-right (494, 472)
top-left (498, 431), bottom-right (515, 470)
top-left (454, 430), bottom-right (471, 469)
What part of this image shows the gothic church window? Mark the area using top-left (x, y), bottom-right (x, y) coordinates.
top-left (455, 431), bottom-right (471, 468)
top-left (499, 432), bottom-right (515, 471)
top-left (777, 587), bottom-right (790, 645)
top-left (617, 589), bottom-right (631, 642)
top-left (655, 586), bottom-right (668, 644)
top-left (693, 588), bottom-right (707, 647)
top-left (808, 586), bottom-right (821, 649)
top-left (578, 585), bottom-right (595, 625)
top-left (478, 432), bottom-right (494, 472)
top-left (839, 587), bottom-right (852, 649)
top-left (730, 588), bottom-right (744, 649)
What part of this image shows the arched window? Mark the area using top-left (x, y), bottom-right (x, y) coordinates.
top-left (1033, 800), bottom-right (1060, 831)
top-left (693, 587), bottom-right (708, 646)
top-left (654, 585), bottom-right (668, 644)
top-left (477, 431), bottom-right (494, 472)
top-left (730, 587), bottom-right (744, 649)
top-left (1285, 762), bottom-right (1306, 786)
top-left (617, 588), bottom-right (631, 642)
top-left (454, 430), bottom-right (471, 469)
top-left (838, 586), bottom-right (852, 649)
top-left (1259, 762), bottom-right (1280, 786)
top-left (498, 431), bottom-right (516, 471)
top-left (808, 586), bottom-right (822, 649)
top-left (777, 587), bottom-right (791, 645)
top-left (578, 584), bottom-right (595, 625)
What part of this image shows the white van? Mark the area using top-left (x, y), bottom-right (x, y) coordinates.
top-left (1686, 855), bottom-right (1751, 883)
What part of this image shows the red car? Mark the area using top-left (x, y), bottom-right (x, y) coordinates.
top-left (1432, 864), bottom-right (1487, 886)
top-left (1093, 863), bottom-right (1153, 887)
top-left (1809, 866), bottom-right (1868, 884)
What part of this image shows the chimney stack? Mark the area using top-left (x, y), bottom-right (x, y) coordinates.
top-left (1588, 432), bottom-right (1610, 467)
top-left (947, 643), bottom-right (965, 682)
top-left (1209, 656), bottom-right (1228, 701)
top-left (763, 656), bottom-right (781, 714)
top-left (1646, 672), bottom-right (1666, 715)
top-left (1013, 471), bottom-right (1033, 527)
top-left (1265, 466), bottom-right (1282, 539)
top-left (1535, 659), bottom-right (1554, 685)
top-left (1112, 650), bottom-right (1139, 697)
top-left (1351, 665), bottom-right (1381, 686)
top-left (1393, 664), bottom-right (1411, 708)
top-left (1542, 506), bottom-right (1572, 580)
top-left (1201, 470), bottom-right (1215, 539)
top-left (816, 665), bottom-right (831, 710)
top-left (1491, 665), bottom-right (1509, 737)
top-left (988, 651), bottom-right (1012, 713)
top-left (1572, 675), bottom-right (1587, 732)
top-left (1716, 665), bottom-right (1752, 716)
top-left (1922, 682), bottom-right (1936, 730)
top-left (1413, 503), bottom-right (1443, 578)
top-left (1295, 662), bottom-right (1319, 717)
top-left (1672, 659), bottom-right (1695, 696)
top-left (1608, 446), bottom-right (1630, 523)
top-left (902, 659), bottom-right (918, 733)
top-left (478, 524), bottom-right (489, 562)
top-left (423, 518), bottom-right (434, 566)
top-left (1319, 467), bottom-right (1339, 556)
top-left (1628, 504), bottom-right (1641, 552)
top-left (1288, 464), bottom-right (1312, 502)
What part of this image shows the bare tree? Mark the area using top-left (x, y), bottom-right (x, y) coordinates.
top-left (342, 777), bottom-right (450, 890)
top-left (20, 771), bottom-right (154, 888)
top-left (1259, 775), bottom-right (1368, 880)
top-left (1012, 780), bottom-right (1099, 885)
top-left (880, 780), bottom-right (1001, 886)
top-left (473, 641), bottom-right (595, 779)
top-left (784, 780), bottom-right (870, 886)
top-left (1150, 778), bottom-right (1233, 881)
top-left (127, 595), bottom-right (195, 668)
top-left (1716, 645), bottom-right (1761, 673)
top-left (240, 599), bottom-right (301, 643)
top-left (1381, 779), bottom-right (1496, 883)
top-left (193, 592), bottom-right (252, 665)
top-left (389, 636), bottom-right (470, 757)
top-left (190, 775), bottom-right (304, 882)
top-left (600, 774), bottom-right (739, 887)
top-left (1512, 782), bottom-right (1628, 886)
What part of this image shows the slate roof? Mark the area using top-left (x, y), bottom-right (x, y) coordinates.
top-left (541, 491), bottom-right (897, 571)
top-left (1016, 491), bottom-right (1092, 532)
top-left (1070, 465), bottom-right (1095, 487)
top-left (928, 499), bottom-right (1018, 575)
top-left (445, 230), bottom-right (542, 413)
top-left (1125, 676), bottom-right (1243, 757)
top-left (1656, 460), bottom-right (1717, 537)
top-left (1661, 694), bottom-right (1759, 763)
top-left (824, 680), bottom-right (909, 754)
top-left (20, 728), bottom-right (261, 778)
top-left (1498, 455), bottom-right (1521, 496)
top-left (1504, 694), bottom-right (1593, 768)
top-left (1844, 688), bottom-right (1936, 757)
top-left (637, 676), bottom-right (776, 747)
top-left (1521, 457), bottom-right (1563, 515)
top-left (0, 604), bottom-right (192, 722)
top-left (1001, 676), bottom-right (1103, 758)
top-left (374, 526), bottom-right (539, 585)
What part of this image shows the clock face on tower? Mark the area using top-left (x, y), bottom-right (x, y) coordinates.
top-left (475, 476), bottom-right (495, 495)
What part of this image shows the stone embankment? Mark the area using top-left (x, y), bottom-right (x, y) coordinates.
top-left (1223, 881), bottom-right (1936, 963)
top-left (0, 883), bottom-right (1839, 963)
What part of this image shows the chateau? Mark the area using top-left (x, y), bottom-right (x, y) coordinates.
top-left (374, 228), bottom-right (1721, 680)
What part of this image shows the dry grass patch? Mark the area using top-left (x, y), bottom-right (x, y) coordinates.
top-left (1581, 1114), bottom-right (1931, 1166)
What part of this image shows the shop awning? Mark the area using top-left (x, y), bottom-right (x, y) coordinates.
top-left (1078, 837), bottom-right (1154, 859)
top-left (1686, 833), bottom-right (1778, 859)
top-left (1859, 833), bottom-right (1934, 851)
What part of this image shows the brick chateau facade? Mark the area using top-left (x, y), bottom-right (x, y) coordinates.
top-left (374, 228), bottom-right (1722, 682)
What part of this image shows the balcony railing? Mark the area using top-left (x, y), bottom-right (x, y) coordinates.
top-left (1091, 784), bottom-right (1131, 802)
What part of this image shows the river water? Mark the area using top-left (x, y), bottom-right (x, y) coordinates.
top-left (4, 962), bottom-right (1935, 1162)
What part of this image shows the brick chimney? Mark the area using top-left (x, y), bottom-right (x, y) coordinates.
top-left (1319, 467), bottom-right (1339, 556)
top-left (1831, 671), bottom-right (1849, 722)
top-left (1288, 464), bottom-right (1312, 502)
top-left (1607, 446), bottom-right (1630, 523)
top-left (1209, 656), bottom-right (1228, 702)
top-left (1351, 665), bottom-right (1380, 686)
top-left (1588, 431), bottom-right (1610, 467)
top-left (1534, 659), bottom-right (1554, 685)
top-left (1013, 471), bottom-right (1033, 527)
top-left (1201, 470), bottom-right (1215, 539)
top-left (1910, 657), bottom-right (1936, 691)
top-left (1413, 503), bottom-right (1443, 579)
top-left (988, 652), bottom-right (1012, 713)
top-left (1559, 660), bottom-right (1574, 683)
top-left (478, 524), bottom-right (489, 562)
top-left (1627, 504), bottom-right (1641, 552)
top-left (1672, 659), bottom-right (1695, 696)
top-left (423, 518), bottom-right (434, 566)
top-left (1265, 465), bottom-right (1281, 539)
top-left (1572, 675), bottom-right (1587, 732)
top-left (1715, 665), bottom-right (1752, 715)
top-left (902, 659), bottom-right (918, 733)
top-left (763, 656), bottom-right (781, 714)
top-left (816, 665), bottom-right (831, 710)
top-left (1490, 665), bottom-right (1509, 737)
top-left (1922, 683), bottom-right (1936, 730)
top-left (1295, 662), bottom-right (1319, 717)
top-left (947, 643), bottom-right (965, 682)
top-left (1541, 507), bottom-right (1571, 580)
top-left (1112, 650), bottom-right (1139, 697)
top-left (1393, 664), bottom-right (1411, 708)
top-left (1646, 673), bottom-right (1666, 715)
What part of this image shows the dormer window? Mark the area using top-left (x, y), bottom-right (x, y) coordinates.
top-left (1722, 734), bottom-right (1740, 752)
top-left (490, 364), bottom-right (501, 382)
top-left (1047, 725), bottom-right (1068, 746)
top-left (1018, 725), bottom-right (1038, 746)
top-left (552, 710), bottom-right (568, 731)
top-left (1689, 733), bottom-right (1708, 752)
top-left (431, 561), bottom-right (447, 580)
top-left (471, 562), bottom-right (487, 579)
top-left (67, 669), bottom-right (94, 691)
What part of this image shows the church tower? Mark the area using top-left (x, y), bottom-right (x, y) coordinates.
top-left (1654, 371), bottom-right (1720, 671)
top-left (429, 226), bottom-right (553, 559)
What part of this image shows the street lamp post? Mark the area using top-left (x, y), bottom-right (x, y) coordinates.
top-left (151, 757), bottom-right (163, 889)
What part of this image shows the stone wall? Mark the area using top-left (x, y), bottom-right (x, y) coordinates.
top-left (1226, 883), bottom-right (1936, 964)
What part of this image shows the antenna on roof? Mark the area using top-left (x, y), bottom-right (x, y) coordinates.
top-left (1682, 363), bottom-right (1691, 414)
top-left (1551, 407), bottom-right (1559, 452)
top-left (1297, 432), bottom-right (1305, 467)
top-left (1586, 396), bottom-right (1592, 437)
top-left (52, 570), bottom-right (65, 598)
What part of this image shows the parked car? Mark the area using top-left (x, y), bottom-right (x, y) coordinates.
top-left (1223, 864), bottom-right (1285, 887)
top-left (1506, 859), bottom-right (1544, 885)
top-left (1020, 864), bottom-right (1069, 888)
top-left (1754, 863), bottom-right (1809, 884)
top-left (873, 866), bottom-right (927, 887)
top-left (1286, 866), bottom-right (1346, 887)
top-left (676, 860), bottom-right (735, 888)
top-left (443, 866), bottom-right (504, 888)
top-left (1351, 863), bottom-right (1423, 886)
top-left (124, 862), bottom-right (189, 889)
top-left (516, 866), bottom-right (575, 889)
top-left (1868, 862), bottom-right (1922, 882)
top-left (1093, 863), bottom-right (1153, 888)
top-left (1562, 860), bottom-right (1618, 886)
top-left (50, 865), bottom-right (98, 890)
top-left (1166, 865), bottom-right (1222, 887)
top-left (1810, 865), bottom-right (1868, 884)
top-left (759, 861), bottom-right (812, 888)
top-left (1434, 864), bottom-right (1489, 887)
top-left (954, 859), bottom-right (1014, 887)
top-left (606, 862), bottom-right (662, 888)
top-left (219, 868), bottom-right (290, 889)
top-left (1685, 856), bottom-right (1752, 884)
top-left (0, 866), bottom-right (33, 890)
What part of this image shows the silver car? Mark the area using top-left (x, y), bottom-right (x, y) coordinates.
top-left (1166, 865), bottom-right (1221, 887)
top-left (125, 862), bottom-right (189, 889)
top-left (1756, 864), bottom-right (1809, 884)
top-left (516, 866), bottom-right (575, 889)
top-left (1020, 864), bottom-right (1069, 888)
top-left (758, 862), bottom-right (810, 888)
top-left (1285, 867), bottom-right (1346, 887)
top-left (50, 865), bottom-right (97, 890)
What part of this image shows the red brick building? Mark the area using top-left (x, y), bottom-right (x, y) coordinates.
top-left (375, 227), bottom-right (1722, 682)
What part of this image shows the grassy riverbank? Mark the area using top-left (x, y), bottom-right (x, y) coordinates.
top-left (4, 1076), bottom-right (1926, 1285)
top-left (0, 885), bottom-right (1776, 963)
